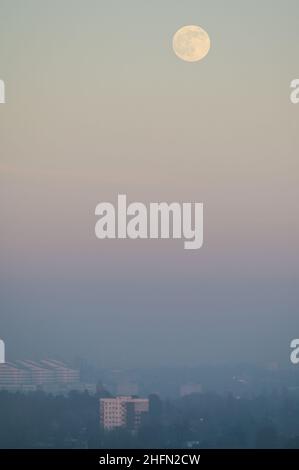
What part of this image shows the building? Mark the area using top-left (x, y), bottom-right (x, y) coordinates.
top-left (0, 362), bottom-right (32, 391)
top-left (0, 358), bottom-right (80, 392)
top-left (15, 360), bottom-right (56, 386)
top-left (39, 359), bottom-right (80, 384)
top-left (100, 396), bottom-right (129, 430)
top-left (0, 340), bottom-right (83, 393)
top-left (100, 396), bottom-right (149, 431)
top-left (126, 398), bottom-right (149, 431)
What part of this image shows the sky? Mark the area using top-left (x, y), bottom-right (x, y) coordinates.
top-left (0, 0), bottom-right (298, 367)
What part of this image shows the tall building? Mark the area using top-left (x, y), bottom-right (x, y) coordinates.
top-left (126, 398), bottom-right (149, 431)
top-left (100, 396), bottom-right (149, 431)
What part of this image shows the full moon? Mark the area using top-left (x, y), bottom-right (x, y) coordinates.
top-left (172, 25), bottom-right (211, 62)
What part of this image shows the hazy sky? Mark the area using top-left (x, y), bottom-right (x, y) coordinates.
top-left (0, 0), bottom-right (298, 367)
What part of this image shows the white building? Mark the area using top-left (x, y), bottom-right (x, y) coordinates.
top-left (100, 396), bottom-right (149, 431)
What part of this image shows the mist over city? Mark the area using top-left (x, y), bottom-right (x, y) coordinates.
top-left (0, 0), bottom-right (298, 459)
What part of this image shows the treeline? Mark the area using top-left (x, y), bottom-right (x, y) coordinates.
top-left (0, 390), bottom-right (299, 448)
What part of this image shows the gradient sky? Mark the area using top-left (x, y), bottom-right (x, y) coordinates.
top-left (0, 0), bottom-right (298, 367)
